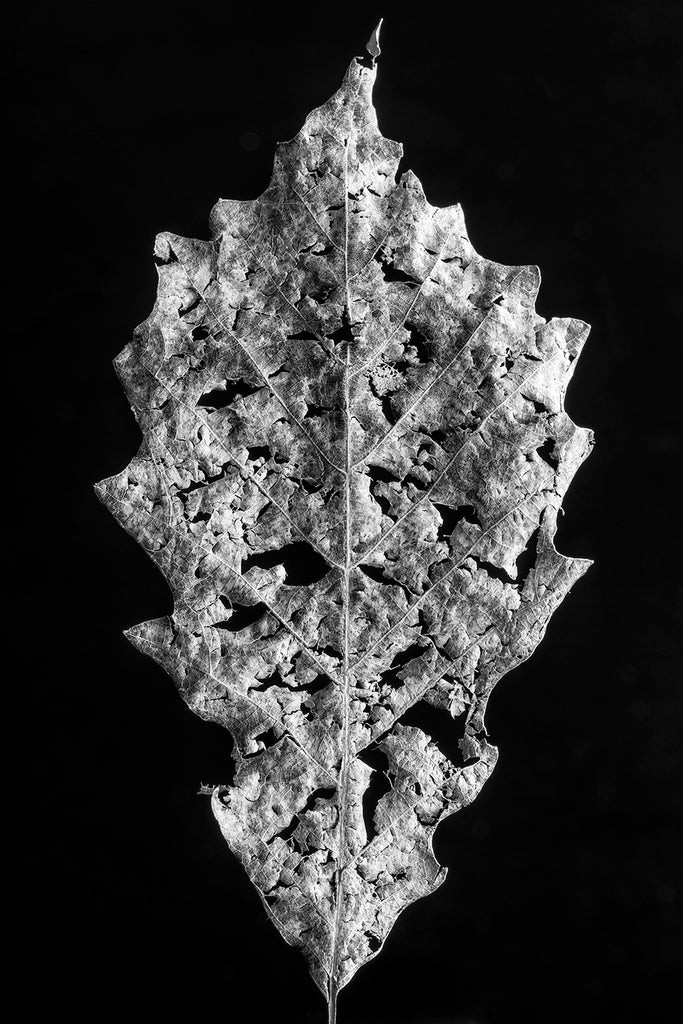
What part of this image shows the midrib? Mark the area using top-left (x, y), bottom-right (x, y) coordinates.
top-left (328, 130), bottom-right (352, 1024)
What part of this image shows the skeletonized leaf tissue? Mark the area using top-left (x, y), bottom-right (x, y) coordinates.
top-left (96, 21), bottom-right (593, 1023)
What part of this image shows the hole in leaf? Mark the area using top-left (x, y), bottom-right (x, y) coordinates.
top-left (275, 817), bottom-right (300, 843)
top-left (251, 667), bottom-right (286, 691)
top-left (467, 555), bottom-right (516, 586)
top-left (287, 330), bottom-right (318, 341)
top-left (367, 464), bottom-right (400, 485)
top-left (422, 426), bottom-right (447, 447)
top-left (404, 471), bottom-right (429, 491)
top-left (298, 476), bottom-right (323, 494)
top-left (380, 395), bottom-right (396, 425)
top-left (241, 542), bottom-right (331, 586)
top-left (251, 726), bottom-right (280, 750)
top-left (366, 464), bottom-right (400, 518)
top-left (536, 438), bottom-right (559, 469)
top-left (304, 401), bottom-right (335, 418)
top-left (198, 378), bottom-right (262, 409)
top-left (359, 745), bottom-right (392, 840)
top-left (176, 462), bottom-right (230, 497)
top-left (270, 787), bottom-right (336, 847)
top-left (326, 311), bottom-right (355, 348)
top-left (433, 503), bottom-right (481, 543)
top-left (154, 250), bottom-right (178, 266)
top-left (404, 322), bottom-right (430, 363)
top-left (377, 641), bottom-right (429, 690)
top-left (521, 393), bottom-right (548, 413)
top-left (359, 563), bottom-right (401, 588)
top-left (396, 699), bottom-right (468, 767)
top-left (246, 445), bottom-right (271, 462)
top-left (301, 673), bottom-right (334, 697)
top-left (320, 643), bottom-right (343, 661)
top-left (515, 526), bottom-right (541, 584)
top-left (251, 669), bottom-right (332, 697)
top-left (373, 250), bottom-right (421, 287)
top-left (214, 599), bottom-right (268, 632)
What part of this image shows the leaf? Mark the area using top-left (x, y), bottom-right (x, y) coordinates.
top-left (95, 23), bottom-right (593, 1022)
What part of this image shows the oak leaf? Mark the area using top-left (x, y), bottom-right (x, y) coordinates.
top-left (96, 24), bottom-right (593, 1022)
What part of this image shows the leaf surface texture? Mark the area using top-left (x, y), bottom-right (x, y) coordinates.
top-left (96, 39), bottom-right (593, 1012)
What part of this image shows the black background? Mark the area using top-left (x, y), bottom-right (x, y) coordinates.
top-left (12, 1), bottom-right (682, 1022)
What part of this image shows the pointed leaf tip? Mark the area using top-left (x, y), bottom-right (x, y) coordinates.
top-left (366, 19), bottom-right (383, 59)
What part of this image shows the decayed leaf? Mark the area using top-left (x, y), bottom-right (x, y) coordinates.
top-left (96, 24), bottom-right (593, 1022)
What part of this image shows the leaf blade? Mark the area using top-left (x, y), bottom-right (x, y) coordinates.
top-left (96, 44), bottom-right (593, 1010)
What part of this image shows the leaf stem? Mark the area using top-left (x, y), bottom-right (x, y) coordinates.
top-left (328, 981), bottom-right (339, 1024)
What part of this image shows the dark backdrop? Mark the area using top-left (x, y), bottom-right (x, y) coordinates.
top-left (12, 2), bottom-right (681, 1022)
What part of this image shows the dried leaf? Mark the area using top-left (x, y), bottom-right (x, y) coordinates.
top-left (96, 25), bottom-right (593, 1021)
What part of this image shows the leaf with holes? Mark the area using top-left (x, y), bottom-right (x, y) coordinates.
top-left (96, 22), bottom-right (593, 1023)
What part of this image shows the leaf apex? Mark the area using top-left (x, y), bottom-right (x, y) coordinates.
top-left (366, 18), bottom-right (383, 60)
